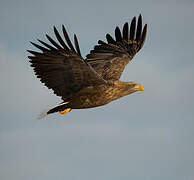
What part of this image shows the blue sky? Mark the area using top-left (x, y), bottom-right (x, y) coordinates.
top-left (0, 0), bottom-right (194, 180)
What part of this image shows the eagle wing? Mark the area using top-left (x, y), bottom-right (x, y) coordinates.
top-left (86, 14), bottom-right (147, 81)
top-left (28, 26), bottom-right (106, 100)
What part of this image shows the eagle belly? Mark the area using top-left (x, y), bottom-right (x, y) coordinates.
top-left (68, 85), bottom-right (117, 109)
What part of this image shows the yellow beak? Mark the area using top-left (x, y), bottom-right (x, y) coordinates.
top-left (135, 84), bottom-right (144, 91)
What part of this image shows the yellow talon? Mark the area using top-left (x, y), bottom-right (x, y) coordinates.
top-left (59, 108), bottom-right (71, 114)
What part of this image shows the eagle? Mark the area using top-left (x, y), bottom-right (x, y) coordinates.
top-left (28, 14), bottom-right (147, 118)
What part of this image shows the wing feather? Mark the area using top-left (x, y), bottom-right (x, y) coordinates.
top-left (106, 34), bottom-right (116, 44)
top-left (122, 22), bottom-right (129, 41)
top-left (28, 26), bottom-right (106, 100)
top-left (37, 39), bottom-right (57, 51)
top-left (74, 34), bottom-right (81, 56)
top-left (46, 34), bottom-right (63, 49)
top-left (86, 14), bottom-right (147, 81)
top-left (30, 42), bottom-right (50, 52)
top-left (138, 24), bottom-right (147, 51)
top-left (136, 14), bottom-right (142, 42)
top-left (53, 26), bottom-right (69, 50)
top-left (62, 25), bottom-right (76, 52)
top-left (130, 16), bottom-right (136, 41)
top-left (115, 27), bottom-right (122, 42)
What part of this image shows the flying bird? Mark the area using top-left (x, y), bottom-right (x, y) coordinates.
top-left (28, 14), bottom-right (147, 118)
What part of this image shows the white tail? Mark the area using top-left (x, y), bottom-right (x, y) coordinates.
top-left (37, 102), bottom-right (69, 119)
top-left (37, 108), bottom-right (50, 119)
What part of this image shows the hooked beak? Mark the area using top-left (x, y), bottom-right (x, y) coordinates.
top-left (135, 84), bottom-right (144, 91)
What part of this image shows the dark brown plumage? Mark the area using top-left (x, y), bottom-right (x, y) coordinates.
top-left (28, 14), bottom-right (147, 118)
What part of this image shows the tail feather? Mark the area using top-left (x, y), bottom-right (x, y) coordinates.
top-left (37, 108), bottom-right (50, 119)
top-left (37, 102), bottom-right (69, 119)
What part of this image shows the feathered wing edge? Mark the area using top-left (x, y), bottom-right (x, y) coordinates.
top-left (103, 14), bottom-right (147, 54)
top-left (28, 25), bottom-right (82, 57)
top-left (28, 25), bottom-right (107, 100)
top-left (85, 14), bottom-right (147, 81)
top-left (27, 26), bottom-right (84, 99)
top-left (86, 14), bottom-right (147, 63)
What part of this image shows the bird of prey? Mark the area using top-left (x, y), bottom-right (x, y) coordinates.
top-left (28, 14), bottom-right (147, 118)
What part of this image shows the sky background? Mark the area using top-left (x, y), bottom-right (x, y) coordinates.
top-left (0, 0), bottom-right (194, 180)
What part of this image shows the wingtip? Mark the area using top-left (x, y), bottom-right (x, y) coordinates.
top-left (30, 41), bottom-right (34, 45)
top-left (138, 14), bottom-right (142, 22)
top-left (53, 25), bottom-right (57, 32)
top-left (62, 24), bottom-right (66, 33)
top-left (115, 26), bottom-right (120, 30)
top-left (45, 34), bottom-right (49, 39)
top-left (132, 16), bottom-right (136, 22)
top-left (122, 22), bottom-right (129, 41)
top-left (74, 34), bottom-right (81, 56)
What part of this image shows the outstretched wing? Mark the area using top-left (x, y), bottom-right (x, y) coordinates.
top-left (86, 14), bottom-right (147, 81)
top-left (28, 26), bottom-right (106, 100)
